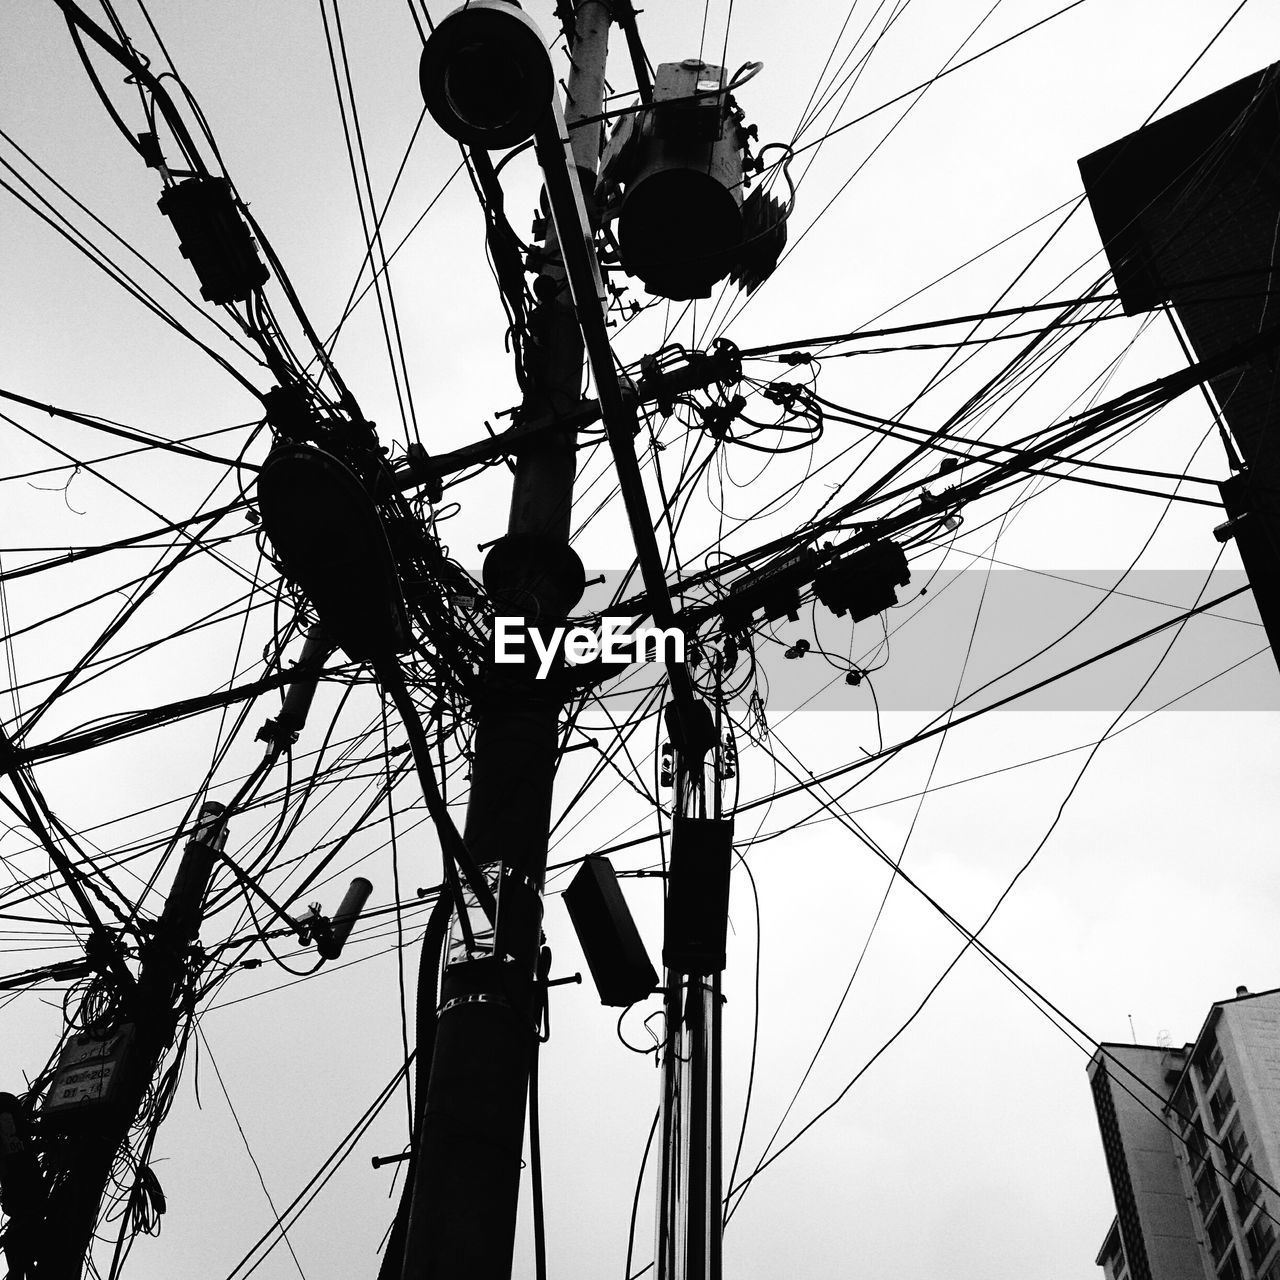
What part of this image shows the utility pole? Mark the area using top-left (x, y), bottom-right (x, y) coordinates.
top-left (12, 617), bottom-right (345, 1278)
top-left (397, 4), bottom-right (613, 1277)
top-left (37, 801), bottom-right (229, 1279)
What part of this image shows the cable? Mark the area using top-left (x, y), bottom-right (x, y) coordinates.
top-left (222, 1052), bottom-right (415, 1280)
top-left (624, 1107), bottom-right (661, 1280)
top-left (196, 1024), bottom-right (307, 1280)
top-left (375, 659), bottom-right (496, 925)
top-left (726, 547), bottom-right (1232, 1216)
top-left (529, 1021), bottom-right (547, 1280)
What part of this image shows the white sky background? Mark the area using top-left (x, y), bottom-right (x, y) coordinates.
top-left (4, 1), bottom-right (1280, 1278)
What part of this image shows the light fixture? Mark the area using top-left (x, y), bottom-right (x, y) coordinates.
top-left (418, 1), bottom-right (553, 150)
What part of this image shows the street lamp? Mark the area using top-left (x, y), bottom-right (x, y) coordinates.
top-left (418, 0), bottom-right (553, 149)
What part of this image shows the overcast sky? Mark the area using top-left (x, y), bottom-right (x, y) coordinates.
top-left (5, 2), bottom-right (1280, 1278)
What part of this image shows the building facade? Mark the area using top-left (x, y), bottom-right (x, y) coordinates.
top-left (1090, 988), bottom-right (1280, 1280)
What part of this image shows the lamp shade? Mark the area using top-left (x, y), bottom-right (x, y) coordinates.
top-left (419, 1), bottom-right (553, 150)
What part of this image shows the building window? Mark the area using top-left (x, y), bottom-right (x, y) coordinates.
top-left (1106, 1253), bottom-right (1130, 1280)
top-left (1208, 1204), bottom-right (1233, 1263)
top-left (1200, 1038), bottom-right (1225, 1090)
top-left (1233, 1162), bottom-right (1263, 1224)
top-left (1174, 1083), bottom-right (1197, 1131)
top-left (1102, 1234), bottom-right (1128, 1280)
top-left (1185, 1118), bottom-right (1209, 1170)
top-left (1210, 1076), bottom-right (1237, 1131)
top-left (1222, 1116), bottom-right (1250, 1171)
top-left (1247, 1216), bottom-right (1277, 1271)
top-left (1092, 1064), bottom-right (1154, 1280)
top-left (1217, 1248), bottom-right (1244, 1280)
top-left (1198, 1161), bottom-right (1224, 1216)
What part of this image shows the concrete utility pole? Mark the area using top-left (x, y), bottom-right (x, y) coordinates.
top-left (398, 4), bottom-right (613, 1277)
top-left (38, 802), bottom-right (229, 1279)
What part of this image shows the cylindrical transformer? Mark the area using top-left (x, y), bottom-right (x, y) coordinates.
top-left (616, 61), bottom-right (746, 300)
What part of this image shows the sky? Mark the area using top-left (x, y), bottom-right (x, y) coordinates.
top-left (4, 1), bottom-right (1280, 1278)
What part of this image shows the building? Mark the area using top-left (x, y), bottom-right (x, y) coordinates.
top-left (1079, 61), bottom-right (1280, 673)
top-left (1089, 987), bottom-right (1280, 1280)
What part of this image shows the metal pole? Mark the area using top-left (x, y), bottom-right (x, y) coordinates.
top-left (710, 970), bottom-right (723, 1280)
top-left (655, 756), bottom-right (725, 1280)
top-left (656, 973), bottom-right (681, 1279)
top-left (397, 6), bottom-right (612, 1278)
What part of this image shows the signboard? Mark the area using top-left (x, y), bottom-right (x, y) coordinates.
top-left (42, 1024), bottom-right (135, 1121)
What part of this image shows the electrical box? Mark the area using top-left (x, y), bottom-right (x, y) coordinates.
top-left (722, 546), bottom-right (818, 632)
top-left (663, 815), bottom-right (733, 975)
top-left (564, 857), bottom-right (658, 1007)
top-left (158, 176), bottom-right (269, 305)
top-left (814, 540), bottom-right (910, 622)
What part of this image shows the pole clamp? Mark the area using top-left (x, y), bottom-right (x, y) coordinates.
top-left (500, 865), bottom-right (543, 900)
top-left (438, 992), bottom-right (514, 1018)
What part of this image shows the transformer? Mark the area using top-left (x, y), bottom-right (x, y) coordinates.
top-left (605, 60), bottom-right (749, 300)
top-left (256, 445), bottom-right (411, 662)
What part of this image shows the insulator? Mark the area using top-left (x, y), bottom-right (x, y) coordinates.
top-left (727, 185), bottom-right (789, 295)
